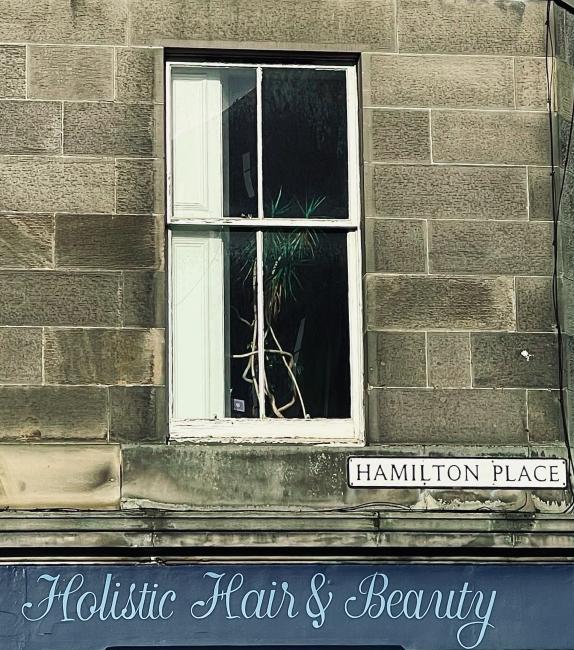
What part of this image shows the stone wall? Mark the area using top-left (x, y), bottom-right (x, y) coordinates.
top-left (0, 0), bottom-right (564, 524)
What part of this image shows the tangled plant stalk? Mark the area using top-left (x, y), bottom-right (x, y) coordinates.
top-left (232, 189), bottom-right (325, 418)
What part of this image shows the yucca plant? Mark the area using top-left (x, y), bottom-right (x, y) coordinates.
top-left (232, 189), bottom-right (325, 418)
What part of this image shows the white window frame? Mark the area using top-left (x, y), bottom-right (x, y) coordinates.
top-left (166, 59), bottom-right (364, 444)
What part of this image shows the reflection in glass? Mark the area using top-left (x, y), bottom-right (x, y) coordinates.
top-left (262, 229), bottom-right (350, 418)
top-left (222, 69), bottom-right (258, 217)
top-left (262, 68), bottom-right (349, 219)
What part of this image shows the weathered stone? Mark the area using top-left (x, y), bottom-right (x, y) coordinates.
top-left (365, 54), bottom-right (514, 108)
top-left (366, 275), bottom-right (515, 330)
top-left (398, 0), bottom-right (546, 55)
top-left (0, 157), bottom-right (114, 213)
top-left (0, 0), bottom-right (127, 44)
top-left (427, 332), bottom-right (470, 388)
top-left (515, 57), bottom-right (548, 110)
top-left (562, 276), bottom-right (574, 335)
top-left (516, 276), bottom-right (554, 332)
top-left (366, 331), bottom-right (426, 387)
top-left (44, 328), bottom-right (164, 385)
top-left (429, 221), bottom-right (553, 275)
top-left (364, 109), bottom-right (430, 163)
top-left (556, 58), bottom-right (574, 118)
top-left (566, 336), bottom-right (574, 392)
top-left (532, 489), bottom-right (571, 513)
top-left (0, 101), bottom-right (61, 155)
top-left (116, 47), bottom-right (163, 103)
top-left (368, 388), bottom-right (527, 444)
top-left (121, 445), bottom-right (420, 508)
top-left (0, 271), bottom-right (121, 326)
top-left (110, 386), bottom-right (166, 443)
top-left (559, 116), bottom-right (574, 172)
top-left (128, 0), bottom-right (396, 51)
top-left (55, 214), bottom-right (162, 270)
top-left (528, 389), bottom-right (562, 443)
top-left (367, 164), bottom-right (527, 219)
top-left (471, 333), bottom-right (558, 388)
top-left (0, 214), bottom-right (53, 269)
top-left (424, 487), bottom-right (531, 512)
top-left (0, 387), bottom-right (107, 440)
top-left (116, 158), bottom-right (164, 214)
top-left (63, 103), bottom-right (155, 156)
top-left (28, 46), bottom-right (113, 101)
top-left (365, 218), bottom-right (426, 273)
top-left (0, 46), bottom-right (25, 98)
top-left (559, 171), bottom-right (574, 228)
top-left (0, 328), bottom-right (42, 384)
top-left (431, 110), bottom-right (549, 165)
top-left (0, 444), bottom-right (119, 509)
top-left (528, 166), bottom-right (553, 220)
top-left (123, 271), bottom-right (166, 327)
top-left (561, 222), bottom-right (574, 280)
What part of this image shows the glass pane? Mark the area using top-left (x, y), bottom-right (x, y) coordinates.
top-left (222, 68), bottom-right (258, 218)
top-left (171, 229), bottom-right (259, 420)
top-left (228, 229), bottom-right (260, 417)
top-left (262, 229), bottom-right (350, 418)
top-left (171, 67), bottom-right (257, 220)
top-left (262, 68), bottom-right (349, 219)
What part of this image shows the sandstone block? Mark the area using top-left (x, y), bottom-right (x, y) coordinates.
top-left (116, 158), bottom-right (164, 214)
top-left (0, 328), bottom-right (42, 384)
top-left (44, 328), bottom-right (164, 385)
top-left (367, 164), bottom-right (527, 220)
top-left (368, 388), bottom-right (527, 444)
top-left (0, 444), bottom-right (119, 509)
top-left (122, 271), bottom-right (166, 327)
top-left (398, 0), bottom-right (546, 56)
top-left (128, 0), bottom-right (396, 51)
top-left (429, 220), bottom-right (553, 275)
top-left (0, 0), bottom-right (127, 44)
top-left (63, 103), bottom-right (155, 156)
top-left (0, 101), bottom-right (61, 155)
top-left (0, 214), bottom-right (53, 269)
top-left (110, 386), bottom-right (166, 443)
top-left (365, 54), bottom-right (514, 108)
top-left (0, 387), bottom-right (107, 440)
top-left (516, 276), bottom-right (554, 332)
top-left (528, 389), bottom-right (562, 443)
top-left (365, 218), bottom-right (426, 273)
top-left (432, 110), bottom-right (549, 165)
top-left (0, 46), bottom-right (25, 98)
top-left (28, 46), bottom-right (113, 101)
top-left (366, 275), bottom-right (515, 330)
top-left (0, 271), bottom-right (121, 326)
top-left (55, 214), bottom-right (162, 270)
top-left (116, 47), bottom-right (163, 103)
top-left (427, 332), bottom-right (471, 388)
top-left (0, 157), bottom-right (114, 213)
top-left (515, 57), bottom-right (548, 110)
top-left (471, 332), bottom-right (558, 388)
top-left (364, 109), bottom-right (430, 163)
top-left (366, 331), bottom-right (426, 387)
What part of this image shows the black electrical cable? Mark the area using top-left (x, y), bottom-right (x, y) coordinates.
top-left (545, 0), bottom-right (574, 512)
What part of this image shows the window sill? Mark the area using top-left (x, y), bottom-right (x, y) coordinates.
top-left (169, 418), bottom-right (364, 445)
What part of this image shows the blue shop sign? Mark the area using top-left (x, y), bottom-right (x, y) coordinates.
top-left (1, 563), bottom-right (572, 650)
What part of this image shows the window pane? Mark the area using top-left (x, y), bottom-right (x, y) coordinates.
top-left (262, 229), bottom-right (350, 418)
top-left (262, 68), bottom-right (349, 219)
top-left (222, 69), bottom-right (258, 217)
top-left (171, 67), bottom-right (257, 219)
top-left (171, 229), bottom-right (259, 420)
